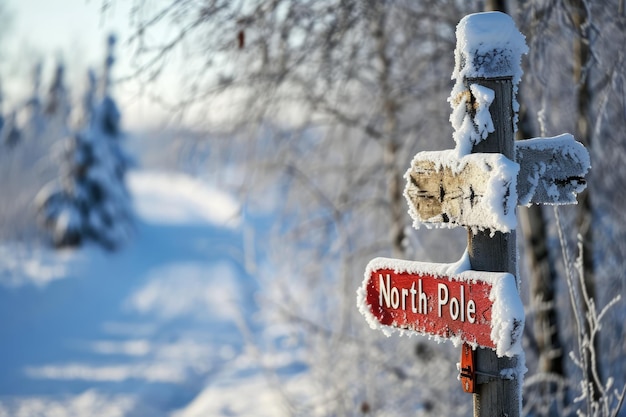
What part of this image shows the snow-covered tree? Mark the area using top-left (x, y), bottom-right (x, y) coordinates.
top-left (37, 35), bottom-right (133, 250)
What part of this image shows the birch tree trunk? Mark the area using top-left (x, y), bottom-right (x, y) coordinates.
top-left (371, 4), bottom-right (405, 259)
top-left (486, 1), bottom-right (567, 411)
top-left (569, 0), bottom-right (602, 401)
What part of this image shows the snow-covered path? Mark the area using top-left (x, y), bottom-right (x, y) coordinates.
top-left (0, 170), bottom-right (286, 416)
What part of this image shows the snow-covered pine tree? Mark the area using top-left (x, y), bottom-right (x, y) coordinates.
top-left (37, 34), bottom-right (133, 250)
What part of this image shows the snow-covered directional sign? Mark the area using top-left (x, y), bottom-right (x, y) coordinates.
top-left (516, 134), bottom-right (590, 206)
top-left (357, 258), bottom-right (524, 357)
top-left (404, 133), bottom-right (590, 232)
top-left (404, 151), bottom-right (519, 233)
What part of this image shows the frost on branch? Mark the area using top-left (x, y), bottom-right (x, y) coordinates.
top-left (553, 216), bottom-right (626, 417)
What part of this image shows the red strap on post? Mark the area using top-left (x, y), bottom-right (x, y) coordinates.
top-left (460, 342), bottom-right (476, 393)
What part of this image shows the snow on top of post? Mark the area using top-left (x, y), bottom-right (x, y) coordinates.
top-left (453, 12), bottom-right (528, 82)
top-left (449, 12), bottom-right (528, 156)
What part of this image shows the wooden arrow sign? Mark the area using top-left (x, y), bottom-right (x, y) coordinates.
top-left (404, 134), bottom-right (590, 231)
top-left (516, 134), bottom-right (590, 205)
top-left (403, 151), bottom-right (519, 232)
top-left (357, 257), bottom-right (524, 357)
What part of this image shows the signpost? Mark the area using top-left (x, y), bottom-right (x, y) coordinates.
top-left (358, 11), bottom-right (590, 417)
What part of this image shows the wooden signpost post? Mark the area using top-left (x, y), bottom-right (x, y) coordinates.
top-left (358, 11), bottom-right (590, 417)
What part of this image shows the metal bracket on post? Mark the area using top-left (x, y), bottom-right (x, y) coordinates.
top-left (460, 342), bottom-right (519, 393)
top-left (475, 369), bottom-right (517, 384)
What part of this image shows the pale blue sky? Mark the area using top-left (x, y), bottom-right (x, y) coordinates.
top-left (9, 0), bottom-right (122, 56)
top-left (5, 0), bottom-right (168, 129)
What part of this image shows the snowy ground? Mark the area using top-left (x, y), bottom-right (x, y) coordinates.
top-left (0, 170), bottom-right (295, 416)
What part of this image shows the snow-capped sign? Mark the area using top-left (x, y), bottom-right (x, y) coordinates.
top-left (404, 151), bottom-right (518, 233)
top-left (453, 11), bottom-right (527, 82)
top-left (357, 258), bottom-right (524, 357)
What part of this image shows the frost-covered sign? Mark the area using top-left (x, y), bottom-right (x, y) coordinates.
top-left (358, 258), bottom-right (524, 357)
top-left (405, 135), bottom-right (590, 231)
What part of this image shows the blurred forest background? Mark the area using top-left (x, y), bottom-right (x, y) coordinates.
top-left (0, 0), bottom-right (625, 416)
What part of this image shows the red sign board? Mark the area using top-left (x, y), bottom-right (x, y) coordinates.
top-left (358, 258), bottom-right (523, 354)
